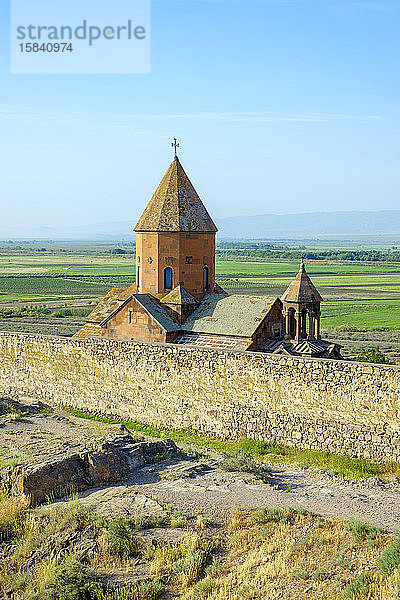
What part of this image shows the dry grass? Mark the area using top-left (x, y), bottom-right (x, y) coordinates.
top-left (2, 496), bottom-right (400, 600)
top-left (182, 508), bottom-right (399, 600)
top-left (0, 494), bottom-right (30, 541)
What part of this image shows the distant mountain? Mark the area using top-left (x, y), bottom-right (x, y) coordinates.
top-left (1, 210), bottom-right (400, 241)
top-left (215, 210), bottom-right (400, 239)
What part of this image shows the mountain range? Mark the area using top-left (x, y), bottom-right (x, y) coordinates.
top-left (1, 210), bottom-right (400, 241)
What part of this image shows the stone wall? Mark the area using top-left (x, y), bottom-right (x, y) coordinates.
top-left (0, 332), bottom-right (399, 462)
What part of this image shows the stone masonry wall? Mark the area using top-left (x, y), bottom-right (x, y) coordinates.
top-left (0, 332), bottom-right (399, 462)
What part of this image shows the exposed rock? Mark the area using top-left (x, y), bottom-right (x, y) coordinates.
top-left (0, 436), bottom-right (178, 505)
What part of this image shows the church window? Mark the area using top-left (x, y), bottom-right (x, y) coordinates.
top-left (203, 266), bottom-right (209, 291)
top-left (137, 266), bottom-right (141, 289)
top-left (164, 267), bottom-right (173, 290)
top-left (186, 256), bottom-right (193, 264)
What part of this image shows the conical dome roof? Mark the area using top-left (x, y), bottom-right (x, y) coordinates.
top-left (134, 156), bottom-right (217, 233)
top-left (281, 261), bottom-right (323, 304)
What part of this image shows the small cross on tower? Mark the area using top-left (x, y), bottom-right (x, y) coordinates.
top-left (172, 138), bottom-right (180, 157)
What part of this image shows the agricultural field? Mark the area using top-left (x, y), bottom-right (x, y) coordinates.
top-left (0, 241), bottom-right (399, 361)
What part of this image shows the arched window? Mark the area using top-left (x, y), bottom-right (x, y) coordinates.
top-left (203, 266), bottom-right (209, 291)
top-left (164, 267), bottom-right (173, 290)
top-left (136, 266), bottom-right (141, 289)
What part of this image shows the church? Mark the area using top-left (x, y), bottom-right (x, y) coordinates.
top-left (74, 146), bottom-right (342, 359)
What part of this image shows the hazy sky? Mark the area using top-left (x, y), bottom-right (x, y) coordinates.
top-left (1, 0), bottom-right (399, 229)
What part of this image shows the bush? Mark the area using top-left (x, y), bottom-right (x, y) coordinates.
top-left (51, 554), bottom-right (101, 600)
top-left (0, 496), bottom-right (29, 541)
top-left (345, 519), bottom-right (381, 544)
top-left (104, 518), bottom-right (141, 558)
top-left (378, 534), bottom-right (400, 574)
top-left (345, 573), bottom-right (374, 598)
top-left (98, 581), bottom-right (164, 600)
top-left (220, 450), bottom-right (272, 482)
top-left (356, 348), bottom-right (394, 365)
top-left (172, 550), bottom-right (205, 587)
top-left (251, 507), bottom-right (291, 525)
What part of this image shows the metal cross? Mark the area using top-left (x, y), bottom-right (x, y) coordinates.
top-left (172, 138), bottom-right (180, 157)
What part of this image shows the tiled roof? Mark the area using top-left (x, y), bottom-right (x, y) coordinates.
top-left (134, 156), bottom-right (218, 233)
top-left (118, 283), bottom-right (138, 301)
top-left (182, 294), bottom-right (280, 337)
top-left (134, 294), bottom-right (180, 332)
top-left (173, 332), bottom-right (251, 351)
top-left (160, 284), bottom-right (199, 306)
top-left (84, 288), bottom-right (127, 324)
top-left (281, 262), bottom-right (323, 304)
top-left (262, 338), bottom-right (341, 358)
top-left (72, 324), bottom-right (103, 338)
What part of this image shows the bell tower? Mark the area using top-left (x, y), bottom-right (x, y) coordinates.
top-left (134, 143), bottom-right (217, 300)
top-left (281, 260), bottom-right (323, 342)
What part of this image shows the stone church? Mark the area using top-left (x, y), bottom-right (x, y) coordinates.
top-left (74, 151), bottom-right (341, 359)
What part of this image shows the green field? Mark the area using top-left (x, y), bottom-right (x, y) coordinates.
top-left (0, 244), bottom-right (399, 359)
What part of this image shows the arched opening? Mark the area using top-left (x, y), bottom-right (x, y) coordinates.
top-left (164, 267), bottom-right (173, 290)
top-left (136, 266), bottom-right (141, 290)
top-left (203, 266), bottom-right (209, 291)
top-left (288, 307), bottom-right (296, 338)
top-left (301, 308), bottom-right (307, 338)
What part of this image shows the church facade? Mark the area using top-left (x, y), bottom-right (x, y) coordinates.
top-left (74, 152), bottom-right (342, 359)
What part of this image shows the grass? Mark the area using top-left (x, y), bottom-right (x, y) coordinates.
top-left (1, 249), bottom-right (400, 332)
top-left (180, 507), bottom-right (398, 600)
top-left (322, 299), bottom-right (400, 331)
top-left (0, 449), bottom-right (29, 469)
top-left (65, 408), bottom-right (400, 480)
top-left (1, 492), bottom-right (400, 599)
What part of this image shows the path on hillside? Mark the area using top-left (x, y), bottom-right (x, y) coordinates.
top-left (129, 459), bottom-right (400, 531)
top-left (2, 400), bottom-right (399, 532)
top-left (70, 457), bottom-right (400, 532)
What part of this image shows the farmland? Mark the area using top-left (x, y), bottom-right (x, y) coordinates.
top-left (0, 241), bottom-right (399, 360)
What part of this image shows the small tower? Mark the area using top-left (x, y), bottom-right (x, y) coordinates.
top-left (134, 146), bottom-right (217, 300)
top-left (281, 260), bottom-right (323, 342)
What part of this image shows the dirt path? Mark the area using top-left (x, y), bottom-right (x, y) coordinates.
top-left (127, 459), bottom-right (400, 532)
top-left (63, 457), bottom-right (400, 533)
top-left (2, 401), bottom-right (399, 532)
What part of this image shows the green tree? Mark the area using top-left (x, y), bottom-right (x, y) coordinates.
top-left (356, 348), bottom-right (394, 365)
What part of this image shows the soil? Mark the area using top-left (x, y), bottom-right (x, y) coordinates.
top-left (1, 399), bottom-right (399, 532)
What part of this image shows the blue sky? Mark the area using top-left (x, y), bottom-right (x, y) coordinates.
top-left (1, 0), bottom-right (399, 231)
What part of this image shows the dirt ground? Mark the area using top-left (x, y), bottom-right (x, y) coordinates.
top-left (1, 399), bottom-right (399, 532)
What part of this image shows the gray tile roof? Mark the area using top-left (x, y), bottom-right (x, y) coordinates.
top-left (173, 332), bottom-right (251, 351)
top-left (134, 294), bottom-right (180, 332)
top-left (281, 261), bottom-right (323, 304)
top-left (134, 157), bottom-right (217, 233)
top-left (84, 288), bottom-right (126, 325)
top-left (182, 294), bottom-right (279, 337)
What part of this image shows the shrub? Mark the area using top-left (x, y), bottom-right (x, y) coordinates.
top-left (356, 348), bottom-right (394, 365)
top-left (220, 450), bottom-right (272, 481)
top-left (378, 534), bottom-right (400, 574)
top-left (103, 518), bottom-right (141, 558)
top-left (344, 573), bottom-right (374, 598)
top-left (98, 581), bottom-right (164, 600)
top-left (51, 554), bottom-right (101, 600)
top-left (250, 507), bottom-right (290, 525)
top-left (172, 550), bottom-right (205, 587)
top-left (0, 496), bottom-right (29, 541)
top-left (345, 519), bottom-right (381, 544)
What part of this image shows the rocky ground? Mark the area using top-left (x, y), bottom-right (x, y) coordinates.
top-left (1, 398), bottom-right (399, 532)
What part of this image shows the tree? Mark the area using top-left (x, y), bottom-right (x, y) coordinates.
top-left (356, 348), bottom-right (394, 365)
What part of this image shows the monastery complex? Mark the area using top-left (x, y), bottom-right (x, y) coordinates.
top-left (75, 149), bottom-right (342, 359)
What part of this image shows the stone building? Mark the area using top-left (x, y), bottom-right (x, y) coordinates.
top-left (74, 150), bottom-right (341, 358)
